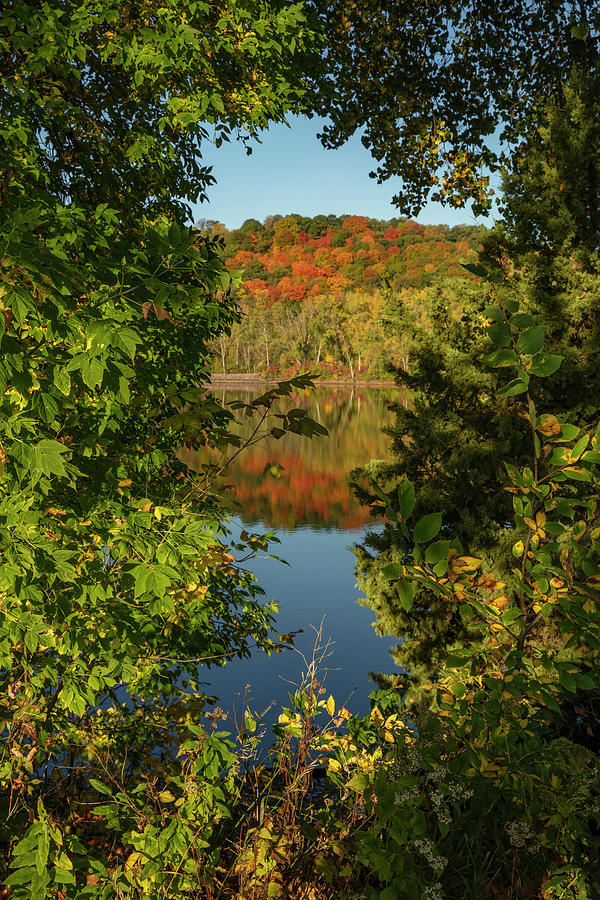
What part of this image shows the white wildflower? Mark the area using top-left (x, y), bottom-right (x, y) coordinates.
top-left (505, 820), bottom-right (540, 852)
top-left (424, 885), bottom-right (443, 900)
top-left (414, 837), bottom-right (448, 872)
top-left (437, 807), bottom-right (452, 825)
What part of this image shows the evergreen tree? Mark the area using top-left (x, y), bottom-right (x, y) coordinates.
top-left (355, 67), bottom-right (600, 705)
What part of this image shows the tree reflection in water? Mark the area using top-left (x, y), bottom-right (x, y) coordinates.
top-left (183, 385), bottom-right (401, 531)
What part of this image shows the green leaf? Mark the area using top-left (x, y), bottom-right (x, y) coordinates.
top-left (573, 672), bottom-right (595, 690)
top-left (53, 368), bottom-right (71, 396)
top-left (263, 460), bottom-right (284, 479)
top-left (36, 393), bottom-right (59, 425)
top-left (499, 378), bottom-right (528, 397)
top-left (488, 322), bottom-right (511, 348)
top-left (501, 607), bottom-right (522, 625)
top-left (397, 479), bottom-right (415, 519)
top-left (5, 867), bottom-right (39, 886)
top-left (509, 312), bottom-right (534, 329)
top-left (382, 562), bottom-right (404, 581)
top-left (347, 773), bottom-right (370, 792)
top-left (461, 262), bottom-right (488, 278)
top-left (571, 22), bottom-right (590, 39)
top-left (558, 668), bottom-right (577, 693)
top-left (516, 325), bottom-right (544, 355)
top-left (559, 424), bottom-right (580, 441)
top-left (397, 580), bottom-right (416, 611)
top-left (425, 540), bottom-right (451, 564)
top-left (482, 348), bottom-right (519, 368)
top-left (34, 440), bottom-right (68, 478)
top-left (413, 512), bottom-right (442, 543)
top-left (572, 434), bottom-right (590, 458)
top-left (81, 356), bottom-right (104, 389)
top-left (529, 352), bottom-right (563, 377)
top-left (562, 466), bottom-right (592, 482)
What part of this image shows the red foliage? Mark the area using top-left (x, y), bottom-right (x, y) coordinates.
top-left (383, 226), bottom-right (401, 241)
top-left (404, 220), bottom-right (425, 235)
top-left (224, 215), bottom-right (482, 305)
top-left (276, 276), bottom-right (307, 302)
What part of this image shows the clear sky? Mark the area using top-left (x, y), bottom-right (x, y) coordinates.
top-left (192, 115), bottom-right (500, 231)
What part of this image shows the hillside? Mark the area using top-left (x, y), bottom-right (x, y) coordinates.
top-left (200, 214), bottom-right (486, 379)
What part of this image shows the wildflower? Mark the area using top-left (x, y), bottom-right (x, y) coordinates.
top-left (394, 787), bottom-right (418, 804)
top-left (414, 837), bottom-right (448, 872)
top-left (430, 789), bottom-right (444, 808)
top-left (388, 760), bottom-right (403, 780)
top-left (446, 782), bottom-right (473, 802)
top-left (505, 820), bottom-right (540, 852)
top-left (424, 885), bottom-right (443, 900)
top-left (406, 746), bottom-right (421, 773)
top-left (437, 807), bottom-right (452, 825)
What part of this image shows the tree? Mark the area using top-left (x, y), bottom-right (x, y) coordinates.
top-left (353, 67), bottom-right (600, 717)
top-left (345, 301), bottom-right (600, 897)
top-left (501, 68), bottom-right (600, 262)
top-left (308, 0), bottom-right (600, 215)
top-left (0, 1), bottom-right (322, 893)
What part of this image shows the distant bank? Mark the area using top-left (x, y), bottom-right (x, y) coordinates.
top-left (207, 372), bottom-right (398, 388)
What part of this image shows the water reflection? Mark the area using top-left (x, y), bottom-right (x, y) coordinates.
top-left (187, 385), bottom-right (400, 530)
top-left (182, 385), bottom-right (402, 720)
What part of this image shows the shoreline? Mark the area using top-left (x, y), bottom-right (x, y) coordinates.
top-left (207, 373), bottom-right (398, 388)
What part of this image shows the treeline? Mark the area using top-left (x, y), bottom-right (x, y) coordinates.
top-left (201, 214), bottom-right (485, 378)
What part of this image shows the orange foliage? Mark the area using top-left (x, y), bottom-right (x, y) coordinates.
top-left (230, 448), bottom-right (373, 531)
top-left (220, 215), bottom-right (483, 306)
top-left (276, 276), bottom-right (307, 302)
top-left (343, 215), bottom-right (371, 233)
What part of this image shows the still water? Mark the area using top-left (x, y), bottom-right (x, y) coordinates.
top-left (186, 385), bottom-right (401, 723)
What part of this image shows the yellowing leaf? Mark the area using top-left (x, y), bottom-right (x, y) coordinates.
top-left (369, 706), bottom-right (384, 725)
top-left (325, 694), bottom-right (335, 716)
top-left (450, 556), bottom-right (482, 573)
top-left (537, 413), bottom-right (561, 436)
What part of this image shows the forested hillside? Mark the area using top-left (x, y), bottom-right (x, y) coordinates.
top-left (201, 214), bottom-right (485, 378)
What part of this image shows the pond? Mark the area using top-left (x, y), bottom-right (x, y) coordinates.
top-left (184, 384), bottom-right (403, 725)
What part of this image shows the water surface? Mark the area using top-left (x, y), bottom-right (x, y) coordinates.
top-left (186, 385), bottom-right (402, 723)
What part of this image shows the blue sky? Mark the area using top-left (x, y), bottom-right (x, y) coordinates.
top-left (192, 115), bottom-right (500, 231)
